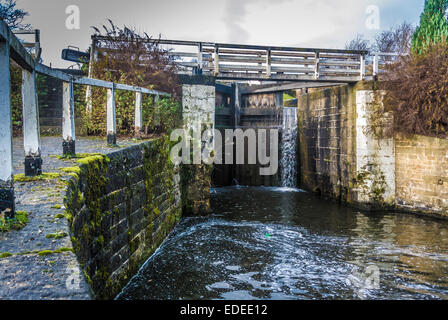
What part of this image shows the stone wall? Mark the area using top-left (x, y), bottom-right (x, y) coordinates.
top-left (355, 90), bottom-right (395, 207)
top-left (297, 83), bottom-right (448, 217)
top-left (395, 134), bottom-right (448, 217)
top-left (65, 137), bottom-right (182, 299)
top-left (297, 85), bottom-right (358, 202)
top-left (180, 81), bottom-right (215, 215)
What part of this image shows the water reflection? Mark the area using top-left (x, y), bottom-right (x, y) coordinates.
top-left (117, 186), bottom-right (448, 300)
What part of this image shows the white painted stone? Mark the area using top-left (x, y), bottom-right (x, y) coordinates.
top-left (0, 41), bottom-right (13, 183)
top-left (62, 81), bottom-right (76, 142)
top-left (182, 84), bottom-right (216, 164)
top-left (107, 87), bottom-right (116, 135)
top-left (355, 90), bottom-right (395, 205)
top-left (22, 69), bottom-right (41, 157)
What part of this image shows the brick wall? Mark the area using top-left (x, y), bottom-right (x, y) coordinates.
top-left (65, 137), bottom-right (182, 299)
top-left (395, 134), bottom-right (448, 217)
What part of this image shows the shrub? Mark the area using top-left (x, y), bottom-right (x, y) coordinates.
top-left (380, 42), bottom-right (448, 138)
top-left (85, 20), bottom-right (182, 136)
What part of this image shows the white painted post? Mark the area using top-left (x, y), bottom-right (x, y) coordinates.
top-left (85, 41), bottom-right (97, 113)
top-left (22, 69), bottom-right (42, 176)
top-left (134, 91), bottom-right (142, 137)
top-left (373, 54), bottom-right (379, 76)
top-left (266, 49), bottom-right (272, 78)
top-left (360, 54), bottom-right (365, 80)
top-left (62, 80), bottom-right (76, 155)
top-left (106, 86), bottom-right (116, 145)
top-left (213, 45), bottom-right (219, 76)
top-left (197, 43), bottom-right (203, 74)
top-left (0, 40), bottom-right (15, 217)
top-left (314, 52), bottom-right (320, 80)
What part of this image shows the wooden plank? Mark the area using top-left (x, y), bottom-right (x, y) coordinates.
top-left (219, 54), bottom-right (265, 63)
top-left (271, 66), bottom-right (314, 73)
top-left (271, 51), bottom-right (316, 58)
top-left (319, 68), bottom-right (360, 75)
top-left (319, 59), bottom-right (360, 67)
top-left (271, 56), bottom-right (316, 65)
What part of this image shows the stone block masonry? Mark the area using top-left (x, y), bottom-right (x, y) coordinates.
top-left (297, 85), bottom-right (358, 203)
top-left (297, 82), bottom-right (448, 218)
top-left (180, 79), bottom-right (215, 215)
top-left (395, 134), bottom-right (448, 217)
top-left (65, 136), bottom-right (182, 299)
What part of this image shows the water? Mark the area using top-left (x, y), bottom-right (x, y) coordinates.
top-left (117, 186), bottom-right (448, 300)
top-left (280, 107), bottom-right (298, 187)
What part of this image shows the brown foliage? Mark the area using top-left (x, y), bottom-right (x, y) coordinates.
top-left (380, 42), bottom-right (448, 138)
top-left (91, 20), bottom-right (180, 97)
top-left (84, 20), bottom-right (182, 136)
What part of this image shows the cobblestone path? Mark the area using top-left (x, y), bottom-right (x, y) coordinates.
top-left (0, 136), bottom-right (143, 300)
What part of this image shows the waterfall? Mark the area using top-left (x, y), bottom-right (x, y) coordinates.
top-left (280, 107), bottom-right (298, 187)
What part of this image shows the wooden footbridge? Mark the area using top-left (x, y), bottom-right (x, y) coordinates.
top-left (91, 37), bottom-right (395, 83)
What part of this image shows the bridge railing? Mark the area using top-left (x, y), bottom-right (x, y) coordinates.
top-left (92, 37), bottom-right (368, 83)
top-left (163, 39), bottom-right (367, 82)
top-left (368, 52), bottom-right (400, 76)
top-left (0, 18), bottom-right (169, 216)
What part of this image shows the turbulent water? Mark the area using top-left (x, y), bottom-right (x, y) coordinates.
top-left (117, 186), bottom-right (448, 300)
top-left (280, 108), bottom-right (298, 187)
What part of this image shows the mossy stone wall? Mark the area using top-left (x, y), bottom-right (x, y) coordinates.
top-left (65, 137), bottom-right (182, 299)
top-left (297, 84), bottom-right (358, 202)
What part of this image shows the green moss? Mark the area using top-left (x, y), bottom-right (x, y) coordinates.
top-left (0, 211), bottom-right (29, 232)
top-left (59, 166), bottom-right (82, 175)
top-left (0, 252), bottom-right (13, 258)
top-left (37, 247), bottom-right (72, 256)
top-left (55, 213), bottom-right (65, 219)
top-left (51, 204), bottom-right (62, 209)
top-left (75, 154), bottom-right (109, 166)
top-left (37, 250), bottom-right (53, 256)
top-left (14, 172), bottom-right (61, 182)
top-left (45, 231), bottom-right (68, 239)
top-left (56, 153), bottom-right (103, 161)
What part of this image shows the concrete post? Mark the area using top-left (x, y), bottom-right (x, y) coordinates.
top-left (62, 80), bottom-right (76, 155)
top-left (0, 41), bottom-right (15, 218)
top-left (22, 69), bottom-right (42, 176)
top-left (106, 86), bottom-right (116, 145)
top-left (134, 91), bottom-right (142, 137)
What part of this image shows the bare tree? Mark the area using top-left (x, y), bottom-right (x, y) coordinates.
top-left (0, 0), bottom-right (30, 30)
top-left (372, 22), bottom-right (415, 55)
top-left (345, 34), bottom-right (371, 51)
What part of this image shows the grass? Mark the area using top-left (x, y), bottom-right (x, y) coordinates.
top-left (0, 252), bottom-right (12, 258)
top-left (14, 172), bottom-right (61, 182)
top-left (0, 211), bottom-right (29, 232)
top-left (59, 166), bottom-right (82, 175)
top-left (37, 247), bottom-right (72, 256)
top-left (45, 231), bottom-right (68, 239)
top-left (55, 153), bottom-right (103, 161)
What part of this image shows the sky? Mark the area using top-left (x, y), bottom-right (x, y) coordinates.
top-left (15, 0), bottom-right (425, 68)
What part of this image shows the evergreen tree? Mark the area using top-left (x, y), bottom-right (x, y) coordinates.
top-left (412, 0), bottom-right (448, 54)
